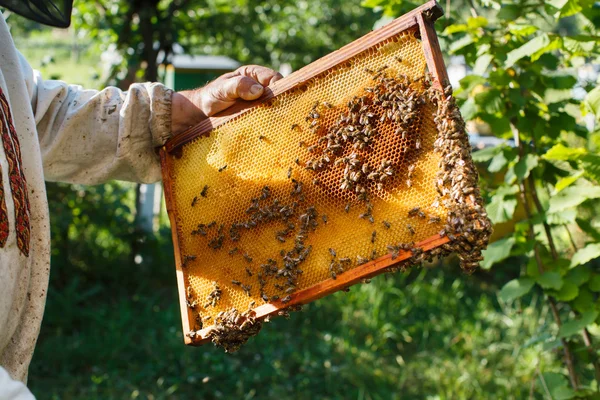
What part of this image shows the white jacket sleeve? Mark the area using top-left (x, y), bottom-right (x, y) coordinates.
top-left (18, 52), bottom-right (172, 184)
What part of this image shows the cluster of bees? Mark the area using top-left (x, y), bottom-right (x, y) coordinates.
top-left (302, 71), bottom-right (426, 196)
top-left (188, 302), bottom-right (262, 353)
top-left (427, 84), bottom-right (493, 272)
top-left (182, 68), bottom-right (491, 351)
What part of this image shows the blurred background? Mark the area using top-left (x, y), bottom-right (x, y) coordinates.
top-left (4, 0), bottom-right (600, 398)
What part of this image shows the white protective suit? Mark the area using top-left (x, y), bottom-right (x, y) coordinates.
top-left (0, 13), bottom-right (173, 396)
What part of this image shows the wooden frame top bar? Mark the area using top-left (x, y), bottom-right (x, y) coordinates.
top-left (165, 0), bottom-right (443, 153)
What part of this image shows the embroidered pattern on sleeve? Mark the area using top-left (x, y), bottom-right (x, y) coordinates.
top-left (0, 87), bottom-right (31, 257)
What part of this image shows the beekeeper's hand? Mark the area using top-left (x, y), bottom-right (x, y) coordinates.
top-left (171, 65), bottom-right (283, 135)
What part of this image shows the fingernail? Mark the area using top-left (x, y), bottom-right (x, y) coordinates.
top-left (250, 84), bottom-right (263, 95)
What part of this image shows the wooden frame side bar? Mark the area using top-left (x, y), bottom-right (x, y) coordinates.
top-left (188, 233), bottom-right (449, 345)
top-left (417, 12), bottom-right (449, 90)
top-left (160, 149), bottom-right (195, 345)
top-left (165, 0), bottom-right (443, 153)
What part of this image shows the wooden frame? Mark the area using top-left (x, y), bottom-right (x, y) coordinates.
top-left (160, 0), bottom-right (450, 345)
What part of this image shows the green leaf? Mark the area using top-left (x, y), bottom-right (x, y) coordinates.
top-left (554, 171), bottom-right (584, 193)
top-left (566, 265), bottom-right (591, 286)
top-left (498, 4), bottom-right (521, 20)
top-left (584, 86), bottom-right (600, 122)
top-left (581, 154), bottom-right (600, 183)
top-left (488, 151), bottom-right (508, 173)
top-left (576, 218), bottom-right (600, 242)
top-left (474, 89), bottom-right (504, 114)
top-left (467, 16), bottom-right (488, 30)
top-left (473, 54), bottom-right (493, 76)
top-left (443, 24), bottom-right (468, 35)
top-left (508, 24), bottom-right (538, 37)
top-left (499, 277), bottom-right (535, 302)
top-left (540, 372), bottom-right (569, 394)
top-left (548, 186), bottom-right (600, 213)
top-left (547, 208), bottom-right (577, 224)
top-left (542, 144), bottom-right (587, 161)
top-left (537, 271), bottom-right (563, 290)
top-left (514, 154), bottom-right (538, 181)
top-left (570, 243), bottom-right (600, 268)
top-left (472, 145), bottom-right (501, 163)
top-left (588, 274), bottom-right (600, 292)
top-left (572, 287), bottom-right (594, 313)
top-left (558, 310), bottom-right (598, 338)
top-left (553, 281), bottom-right (579, 301)
top-left (552, 385), bottom-right (576, 400)
top-left (481, 237), bottom-right (516, 270)
top-left (450, 35), bottom-right (474, 54)
top-left (532, 37), bottom-right (563, 62)
top-left (558, 0), bottom-right (583, 18)
top-left (505, 34), bottom-right (550, 67)
top-left (486, 196), bottom-right (517, 224)
top-left (459, 97), bottom-right (477, 121)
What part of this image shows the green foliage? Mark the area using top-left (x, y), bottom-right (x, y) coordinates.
top-left (68, 0), bottom-right (380, 84)
top-left (364, 0), bottom-right (600, 394)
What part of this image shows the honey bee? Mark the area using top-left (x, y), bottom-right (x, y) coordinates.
top-left (259, 135), bottom-right (266, 141)
top-left (382, 220), bottom-right (391, 229)
top-left (408, 207), bottom-right (420, 217)
top-left (218, 165), bottom-right (228, 172)
top-left (287, 167), bottom-right (292, 179)
top-left (200, 185), bottom-right (208, 197)
top-left (322, 214), bottom-right (328, 224)
top-left (182, 254), bottom-right (197, 268)
top-left (281, 295), bottom-right (292, 304)
top-left (323, 102), bottom-right (333, 109)
top-left (356, 256), bottom-right (368, 265)
top-left (407, 224), bottom-right (415, 235)
top-left (291, 124), bottom-right (299, 130)
top-left (232, 280), bottom-right (241, 285)
top-left (371, 231), bottom-right (377, 243)
top-left (243, 254), bottom-right (253, 263)
top-left (191, 196), bottom-right (198, 207)
top-left (245, 267), bottom-right (253, 277)
top-left (329, 248), bottom-right (336, 258)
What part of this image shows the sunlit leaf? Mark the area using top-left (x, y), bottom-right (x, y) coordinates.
top-left (460, 97), bottom-right (477, 121)
top-left (489, 151), bottom-right (508, 173)
top-left (554, 171), bottom-right (584, 193)
top-left (486, 196), bottom-right (517, 224)
top-left (584, 86), bottom-right (600, 122)
top-left (548, 186), bottom-right (600, 213)
top-left (481, 237), bottom-right (516, 270)
top-left (505, 34), bottom-right (551, 67)
top-left (473, 54), bottom-right (493, 76)
top-left (472, 145), bottom-right (501, 163)
top-left (542, 144), bottom-right (586, 162)
top-left (570, 243), bottom-right (600, 268)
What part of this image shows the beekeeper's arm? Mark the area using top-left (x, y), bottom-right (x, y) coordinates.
top-left (19, 55), bottom-right (282, 184)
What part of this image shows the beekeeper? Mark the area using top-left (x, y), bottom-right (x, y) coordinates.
top-left (0, 1), bottom-right (282, 397)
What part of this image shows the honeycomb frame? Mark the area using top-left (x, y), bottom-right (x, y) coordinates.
top-left (160, 1), bottom-right (484, 347)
